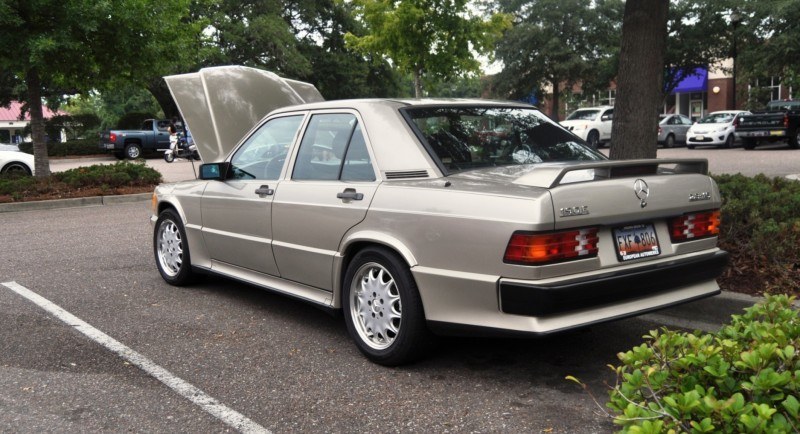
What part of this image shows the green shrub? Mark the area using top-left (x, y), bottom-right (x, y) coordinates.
top-left (713, 174), bottom-right (800, 294)
top-left (583, 295), bottom-right (799, 433)
top-left (18, 138), bottom-right (102, 157)
top-left (0, 160), bottom-right (160, 202)
top-left (53, 161), bottom-right (161, 188)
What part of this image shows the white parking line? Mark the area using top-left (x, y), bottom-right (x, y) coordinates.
top-left (1, 281), bottom-right (270, 434)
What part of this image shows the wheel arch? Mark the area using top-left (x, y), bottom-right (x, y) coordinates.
top-left (332, 232), bottom-right (418, 309)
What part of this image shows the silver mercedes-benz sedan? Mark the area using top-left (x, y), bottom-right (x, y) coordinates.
top-left (151, 66), bottom-right (728, 365)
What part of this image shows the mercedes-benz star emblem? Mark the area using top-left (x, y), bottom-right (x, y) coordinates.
top-left (634, 179), bottom-right (649, 208)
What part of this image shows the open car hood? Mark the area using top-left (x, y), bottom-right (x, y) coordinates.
top-left (164, 66), bottom-right (324, 163)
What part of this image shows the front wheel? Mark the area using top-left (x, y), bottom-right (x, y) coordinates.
top-left (586, 130), bottom-right (600, 149)
top-left (154, 209), bottom-right (194, 285)
top-left (164, 152), bottom-right (175, 163)
top-left (665, 134), bottom-right (675, 148)
top-left (342, 247), bottom-right (432, 366)
top-left (743, 138), bottom-right (757, 150)
top-left (723, 134), bottom-right (734, 149)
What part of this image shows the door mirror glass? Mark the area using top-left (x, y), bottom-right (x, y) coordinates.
top-left (199, 162), bottom-right (231, 180)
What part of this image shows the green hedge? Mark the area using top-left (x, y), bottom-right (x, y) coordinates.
top-left (18, 138), bottom-right (102, 157)
top-left (714, 174), bottom-right (800, 293)
top-left (0, 161), bottom-right (161, 202)
top-left (597, 294), bottom-right (799, 433)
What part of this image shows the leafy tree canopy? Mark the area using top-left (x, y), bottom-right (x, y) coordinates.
top-left (492, 0), bottom-right (623, 118)
top-left (344, 0), bottom-right (511, 97)
top-left (0, 0), bottom-right (198, 176)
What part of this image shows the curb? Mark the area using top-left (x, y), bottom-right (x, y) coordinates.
top-left (0, 193), bottom-right (152, 213)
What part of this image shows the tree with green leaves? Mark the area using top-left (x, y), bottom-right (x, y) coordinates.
top-left (344, 0), bottom-right (511, 98)
top-left (733, 0), bottom-right (800, 108)
top-left (0, 0), bottom-right (197, 176)
top-left (492, 0), bottom-right (623, 119)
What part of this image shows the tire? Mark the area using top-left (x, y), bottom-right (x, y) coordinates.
top-left (723, 134), bottom-right (734, 149)
top-left (1, 162), bottom-right (32, 177)
top-left (743, 138), bottom-right (756, 150)
top-left (164, 152), bottom-right (175, 163)
top-left (192, 151), bottom-right (201, 160)
top-left (789, 129), bottom-right (800, 149)
top-left (687, 144), bottom-right (696, 149)
top-left (154, 208), bottom-right (194, 286)
top-left (665, 134), bottom-right (675, 148)
top-left (342, 246), bottom-right (432, 366)
top-left (586, 130), bottom-right (600, 149)
top-left (125, 143), bottom-right (142, 159)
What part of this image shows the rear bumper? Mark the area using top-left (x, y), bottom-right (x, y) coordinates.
top-left (735, 129), bottom-right (787, 138)
top-left (414, 249), bottom-right (727, 337)
top-left (499, 250), bottom-right (728, 316)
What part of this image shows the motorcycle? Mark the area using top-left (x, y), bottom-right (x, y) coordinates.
top-left (164, 131), bottom-right (200, 163)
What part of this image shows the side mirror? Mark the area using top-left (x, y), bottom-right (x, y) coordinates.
top-left (199, 162), bottom-right (231, 180)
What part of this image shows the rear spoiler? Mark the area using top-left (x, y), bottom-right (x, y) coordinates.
top-left (513, 159), bottom-right (709, 189)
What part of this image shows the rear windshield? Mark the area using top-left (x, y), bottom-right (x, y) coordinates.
top-left (403, 106), bottom-right (605, 175)
top-left (766, 101), bottom-right (800, 111)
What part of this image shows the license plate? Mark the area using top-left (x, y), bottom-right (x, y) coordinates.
top-left (694, 135), bottom-right (705, 141)
top-left (770, 130), bottom-right (786, 136)
top-left (613, 223), bottom-right (661, 262)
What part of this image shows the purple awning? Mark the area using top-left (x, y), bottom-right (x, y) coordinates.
top-left (672, 68), bottom-right (708, 94)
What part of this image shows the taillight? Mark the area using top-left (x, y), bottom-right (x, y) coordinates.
top-left (784, 114), bottom-right (789, 128)
top-left (669, 210), bottom-right (720, 242)
top-left (658, 126), bottom-right (662, 134)
top-left (504, 228), bottom-right (599, 265)
top-left (109, 133), bottom-right (117, 143)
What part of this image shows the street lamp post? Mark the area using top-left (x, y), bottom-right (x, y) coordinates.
top-left (731, 12), bottom-right (741, 109)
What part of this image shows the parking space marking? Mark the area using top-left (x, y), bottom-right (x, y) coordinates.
top-left (1, 281), bottom-right (270, 434)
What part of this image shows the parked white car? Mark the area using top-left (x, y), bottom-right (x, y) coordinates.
top-left (559, 106), bottom-right (614, 148)
top-left (0, 149), bottom-right (34, 176)
top-left (686, 110), bottom-right (750, 149)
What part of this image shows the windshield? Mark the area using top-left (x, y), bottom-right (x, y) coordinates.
top-left (403, 106), bottom-right (605, 175)
top-left (698, 113), bottom-right (735, 124)
top-left (565, 109), bottom-right (600, 121)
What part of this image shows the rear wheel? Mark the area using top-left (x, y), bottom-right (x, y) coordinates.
top-left (125, 143), bottom-right (142, 159)
top-left (789, 129), bottom-right (800, 149)
top-left (342, 247), bottom-right (432, 366)
top-left (154, 208), bottom-right (194, 286)
top-left (743, 138), bottom-right (757, 150)
top-left (665, 134), bottom-right (675, 148)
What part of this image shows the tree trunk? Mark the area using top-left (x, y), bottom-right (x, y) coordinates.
top-left (550, 78), bottom-right (560, 120)
top-left (608, 0), bottom-right (668, 160)
top-left (26, 69), bottom-right (50, 177)
top-left (413, 68), bottom-right (423, 98)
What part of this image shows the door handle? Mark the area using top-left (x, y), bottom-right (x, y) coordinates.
top-left (255, 185), bottom-right (274, 196)
top-left (337, 188), bottom-right (364, 201)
